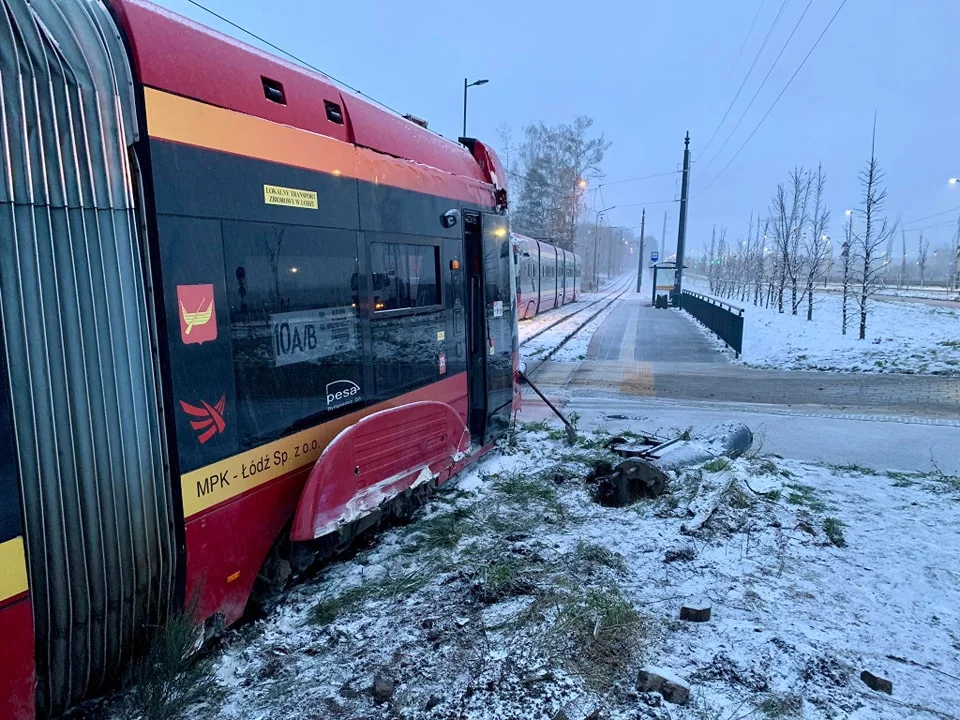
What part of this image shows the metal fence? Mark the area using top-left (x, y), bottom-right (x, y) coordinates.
top-left (680, 290), bottom-right (744, 357)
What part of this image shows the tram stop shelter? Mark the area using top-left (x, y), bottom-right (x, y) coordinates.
top-left (649, 260), bottom-right (688, 307)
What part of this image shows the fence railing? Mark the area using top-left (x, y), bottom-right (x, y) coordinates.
top-left (680, 290), bottom-right (744, 357)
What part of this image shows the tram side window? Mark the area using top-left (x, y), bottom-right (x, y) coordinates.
top-left (370, 242), bottom-right (440, 311)
top-left (223, 222), bottom-right (363, 447)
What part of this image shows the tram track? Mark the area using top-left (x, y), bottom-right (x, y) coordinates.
top-left (519, 274), bottom-right (635, 350)
top-left (523, 276), bottom-right (634, 378)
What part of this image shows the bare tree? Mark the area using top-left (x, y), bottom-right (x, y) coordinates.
top-left (899, 228), bottom-right (908, 288)
top-left (917, 233), bottom-right (929, 287)
top-left (882, 216), bottom-right (897, 286)
top-left (496, 123), bottom-right (514, 178)
top-left (841, 213), bottom-right (853, 335)
top-left (951, 217), bottom-right (960, 292)
top-left (853, 119), bottom-right (891, 340)
top-left (802, 164), bottom-right (831, 321)
top-left (769, 167), bottom-right (812, 314)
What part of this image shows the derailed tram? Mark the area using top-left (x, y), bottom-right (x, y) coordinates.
top-left (0, 0), bottom-right (517, 717)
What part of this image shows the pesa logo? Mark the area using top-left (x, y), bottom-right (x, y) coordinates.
top-left (326, 379), bottom-right (360, 409)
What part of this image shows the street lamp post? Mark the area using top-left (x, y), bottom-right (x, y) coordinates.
top-left (462, 78), bottom-right (489, 138)
top-left (593, 206), bottom-right (615, 289)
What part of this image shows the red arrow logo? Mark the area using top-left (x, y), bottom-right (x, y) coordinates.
top-left (179, 395), bottom-right (226, 444)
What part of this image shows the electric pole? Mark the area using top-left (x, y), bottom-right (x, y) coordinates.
top-left (636, 208), bottom-right (645, 292)
top-left (672, 132), bottom-right (691, 306)
top-left (661, 211), bottom-right (667, 259)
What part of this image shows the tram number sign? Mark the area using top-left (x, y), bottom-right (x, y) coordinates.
top-left (271, 306), bottom-right (357, 367)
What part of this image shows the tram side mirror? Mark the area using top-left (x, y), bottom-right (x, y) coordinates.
top-left (440, 208), bottom-right (460, 229)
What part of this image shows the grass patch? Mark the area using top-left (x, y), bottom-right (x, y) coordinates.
top-left (749, 457), bottom-right (795, 479)
top-left (822, 517), bottom-right (846, 548)
top-left (723, 481), bottom-right (753, 509)
top-left (310, 569), bottom-right (429, 625)
top-left (702, 457), bottom-right (731, 473)
top-left (519, 420), bottom-right (552, 433)
top-left (473, 555), bottom-right (539, 604)
top-left (758, 692), bottom-right (803, 717)
top-left (831, 463), bottom-right (878, 476)
top-left (785, 483), bottom-right (827, 512)
top-left (550, 587), bottom-right (645, 688)
top-left (124, 612), bottom-right (212, 720)
top-left (493, 471), bottom-right (560, 506)
top-left (574, 539), bottom-right (628, 573)
top-left (413, 506), bottom-right (476, 550)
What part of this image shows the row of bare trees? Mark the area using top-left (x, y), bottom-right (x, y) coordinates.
top-left (705, 165), bottom-right (835, 323)
top-left (703, 127), bottom-right (915, 339)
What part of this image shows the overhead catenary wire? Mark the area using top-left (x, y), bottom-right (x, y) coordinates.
top-left (697, 0), bottom-right (815, 178)
top-left (699, 0), bottom-right (791, 158)
top-left (717, 0), bottom-right (767, 98)
top-left (696, 0), bottom-right (849, 197)
top-left (902, 205), bottom-right (960, 226)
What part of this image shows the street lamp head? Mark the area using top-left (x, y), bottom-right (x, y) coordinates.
top-left (468, 78), bottom-right (489, 87)
top-left (949, 178), bottom-right (959, 185)
top-left (578, 178), bottom-right (588, 189)
top-left (845, 209), bottom-right (853, 216)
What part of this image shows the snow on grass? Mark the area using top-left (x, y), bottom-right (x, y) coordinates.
top-left (142, 420), bottom-right (960, 720)
top-left (685, 277), bottom-right (960, 375)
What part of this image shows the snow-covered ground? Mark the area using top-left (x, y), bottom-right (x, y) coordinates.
top-left (685, 278), bottom-right (960, 375)
top-left (826, 283), bottom-right (960, 303)
top-left (136, 421), bottom-right (960, 720)
top-left (519, 274), bottom-right (633, 363)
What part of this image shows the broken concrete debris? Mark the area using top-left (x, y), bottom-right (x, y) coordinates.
top-left (680, 602), bottom-right (711, 622)
top-left (552, 694), bottom-right (601, 720)
top-left (371, 673), bottom-right (395, 703)
top-left (636, 667), bottom-right (691, 705)
top-left (860, 669), bottom-right (893, 694)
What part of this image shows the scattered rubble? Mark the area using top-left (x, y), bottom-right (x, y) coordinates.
top-left (104, 419), bottom-right (960, 720)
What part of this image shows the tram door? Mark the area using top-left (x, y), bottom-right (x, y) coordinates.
top-left (463, 211), bottom-right (518, 445)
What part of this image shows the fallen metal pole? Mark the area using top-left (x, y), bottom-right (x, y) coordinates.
top-left (517, 370), bottom-right (577, 445)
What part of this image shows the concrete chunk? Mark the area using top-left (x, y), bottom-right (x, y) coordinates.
top-left (680, 603), bottom-right (711, 622)
top-left (860, 669), bottom-right (893, 694)
top-left (636, 667), bottom-right (690, 705)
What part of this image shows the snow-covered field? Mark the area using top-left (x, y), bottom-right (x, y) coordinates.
top-left (685, 278), bottom-right (960, 375)
top-left (115, 420), bottom-right (960, 720)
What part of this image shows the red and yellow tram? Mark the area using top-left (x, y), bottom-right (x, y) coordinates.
top-left (0, 1), bottom-right (516, 716)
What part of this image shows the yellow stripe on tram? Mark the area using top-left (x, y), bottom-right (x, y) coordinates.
top-left (0, 536), bottom-right (28, 602)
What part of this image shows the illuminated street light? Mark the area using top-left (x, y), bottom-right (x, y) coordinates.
top-left (845, 209), bottom-right (853, 216)
top-left (578, 178), bottom-right (588, 189)
top-left (949, 178), bottom-right (958, 185)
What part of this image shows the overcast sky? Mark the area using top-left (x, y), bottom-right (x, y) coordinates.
top-left (155, 0), bottom-right (960, 255)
